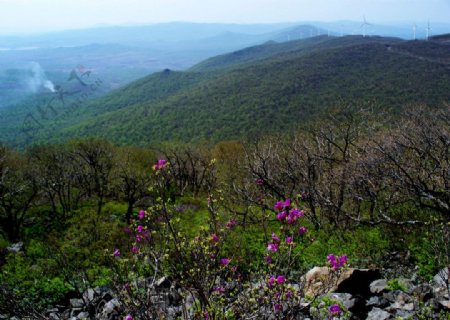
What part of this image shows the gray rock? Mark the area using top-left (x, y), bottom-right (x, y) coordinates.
top-left (366, 296), bottom-right (389, 308)
top-left (48, 313), bottom-right (60, 320)
top-left (395, 291), bottom-right (412, 304)
top-left (77, 311), bottom-right (90, 319)
top-left (61, 309), bottom-right (71, 319)
top-left (397, 278), bottom-right (415, 294)
top-left (70, 308), bottom-right (83, 318)
top-left (70, 298), bottom-right (84, 308)
top-left (83, 288), bottom-right (95, 302)
top-left (433, 267), bottom-right (449, 287)
top-left (366, 307), bottom-right (391, 320)
top-left (6, 242), bottom-right (23, 253)
top-left (370, 279), bottom-right (388, 294)
top-left (98, 298), bottom-right (121, 320)
top-left (411, 283), bottom-right (433, 302)
top-left (395, 310), bottom-right (414, 318)
top-left (439, 300), bottom-right (450, 310)
top-left (45, 308), bottom-right (59, 314)
top-left (390, 302), bottom-right (415, 311)
top-left (327, 293), bottom-right (355, 310)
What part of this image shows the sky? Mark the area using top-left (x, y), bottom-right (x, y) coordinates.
top-left (0, 0), bottom-right (449, 34)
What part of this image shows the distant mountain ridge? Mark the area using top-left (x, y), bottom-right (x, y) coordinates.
top-left (1, 34), bottom-right (449, 147)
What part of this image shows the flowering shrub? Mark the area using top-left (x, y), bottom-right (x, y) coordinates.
top-left (310, 296), bottom-right (350, 320)
top-left (110, 161), bottom-right (348, 319)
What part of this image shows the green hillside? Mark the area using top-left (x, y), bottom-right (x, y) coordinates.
top-left (1, 35), bottom-right (449, 147)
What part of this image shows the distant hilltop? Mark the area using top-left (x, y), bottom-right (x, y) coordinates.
top-left (430, 33), bottom-right (450, 43)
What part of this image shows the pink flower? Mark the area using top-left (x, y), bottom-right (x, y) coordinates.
top-left (329, 304), bottom-right (342, 317)
top-left (220, 258), bottom-right (230, 266)
top-left (276, 275), bottom-right (286, 284)
top-left (113, 249), bottom-right (121, 257)
top-left (274, 201), bottom-right (284, 211)
top-left (286, 290), bottom-right (293, 299)
top-left (210, 234), bottom-right (219, 242)
top-left (131, 246), bottom-right (139, 254)
top-left (274, 303), bottom-right (282, 312)
top-left (298, 226), bottom-right (307, 235)
top-left (339, 254), bottom-right (348, 266)
top-left (256, 178), bottom-right (264, 186)
top-left (327, 254), bottom-right (347, 270)
top-left (137, 225), bottom-right (143, 233)
top-left (276, 211), bottom-right (287, 221)
top-left (213, 287), bottom-right (225, 294)
top-left (286, 236), bottom-right (293, 244)
top-left (267, 243), bottom-right (279, 252)
top-left (284, 198), bottom-right (291, 208)
top-left (226, 219), bottom-right (237, 229)
top-left (264, 255), bottom-right (272, 264)
top-left (268, 275), bottom-right (276, 288)
top-left (153, 159), bottom-right (168, 171)
top-left (271, 232), bottom-right (280, 243)
top-left (138, 210), bottom-right (145, 219)
top-left (125, 315), bottom-right (133, 320)
top-left (290, 208), bottom-right (303, 218)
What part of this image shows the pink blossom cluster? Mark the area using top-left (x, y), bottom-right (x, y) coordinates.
top-left (274, 199), bottom-right (304, 224)
top-left (327, 254), bottom-right (348, 270)
top-left (152, 159), bottom-right (167, 171)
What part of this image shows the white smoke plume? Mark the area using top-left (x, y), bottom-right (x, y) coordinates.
top-left (27, 62), bottom-right (56, 93)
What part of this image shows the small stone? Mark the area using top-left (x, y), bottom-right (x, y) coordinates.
top-left (370, 279), bottom-right (388, 294)
top-left (77, 311), bottom-right (90, 319)
top-left (83, 288), bottom-right (95, 302)
top-left (48, 313), bottom-right (60, 320)
top-left (366, 307), bottom-right (391, 320)
top-left (6, 242), bottom-right (23, 253)
top-left (367, 296), bottom-right (390, 308)
top-left (70, 298), bottom-right (84, 308)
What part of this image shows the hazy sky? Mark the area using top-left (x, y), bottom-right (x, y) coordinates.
top-left (0, 0), bottom-right (449, 34)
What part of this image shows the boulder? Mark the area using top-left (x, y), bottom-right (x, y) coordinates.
top-left (303, 267), bottom-right (380, 297)
top-left (439, 300), bottom-right (450, 310)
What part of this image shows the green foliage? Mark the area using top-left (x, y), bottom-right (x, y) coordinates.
top-left (410, 224), bottom-right (450, 280)
top-left (0, 253), bottom-right (73, 308)
top-left (2, 36), bottom-right (449, 148)
top-left (386, 278), bottom-right (408, 292)
top-left (302, 227), bottom-right (390, 269)
top-left (310, 296), bottom-right (350, 320)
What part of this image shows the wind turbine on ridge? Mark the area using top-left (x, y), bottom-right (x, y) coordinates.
top-left (360, 15), bottom-right (372, 37)
top-left (426, 20), bottom-right (432, 40)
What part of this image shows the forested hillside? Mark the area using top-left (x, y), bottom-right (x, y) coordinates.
top-left (1, 35), bottom-right (448, 148)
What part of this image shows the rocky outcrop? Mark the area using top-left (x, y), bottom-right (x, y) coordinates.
top-left (5, 267), bottom-right (449, 319)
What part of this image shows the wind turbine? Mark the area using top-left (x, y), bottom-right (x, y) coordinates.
top-left (426, 20), bottom-right (432, 40)
top-left (413, 23), bottom-right (417, 40)
top-left (360, 15), bottom-right (372, 37)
